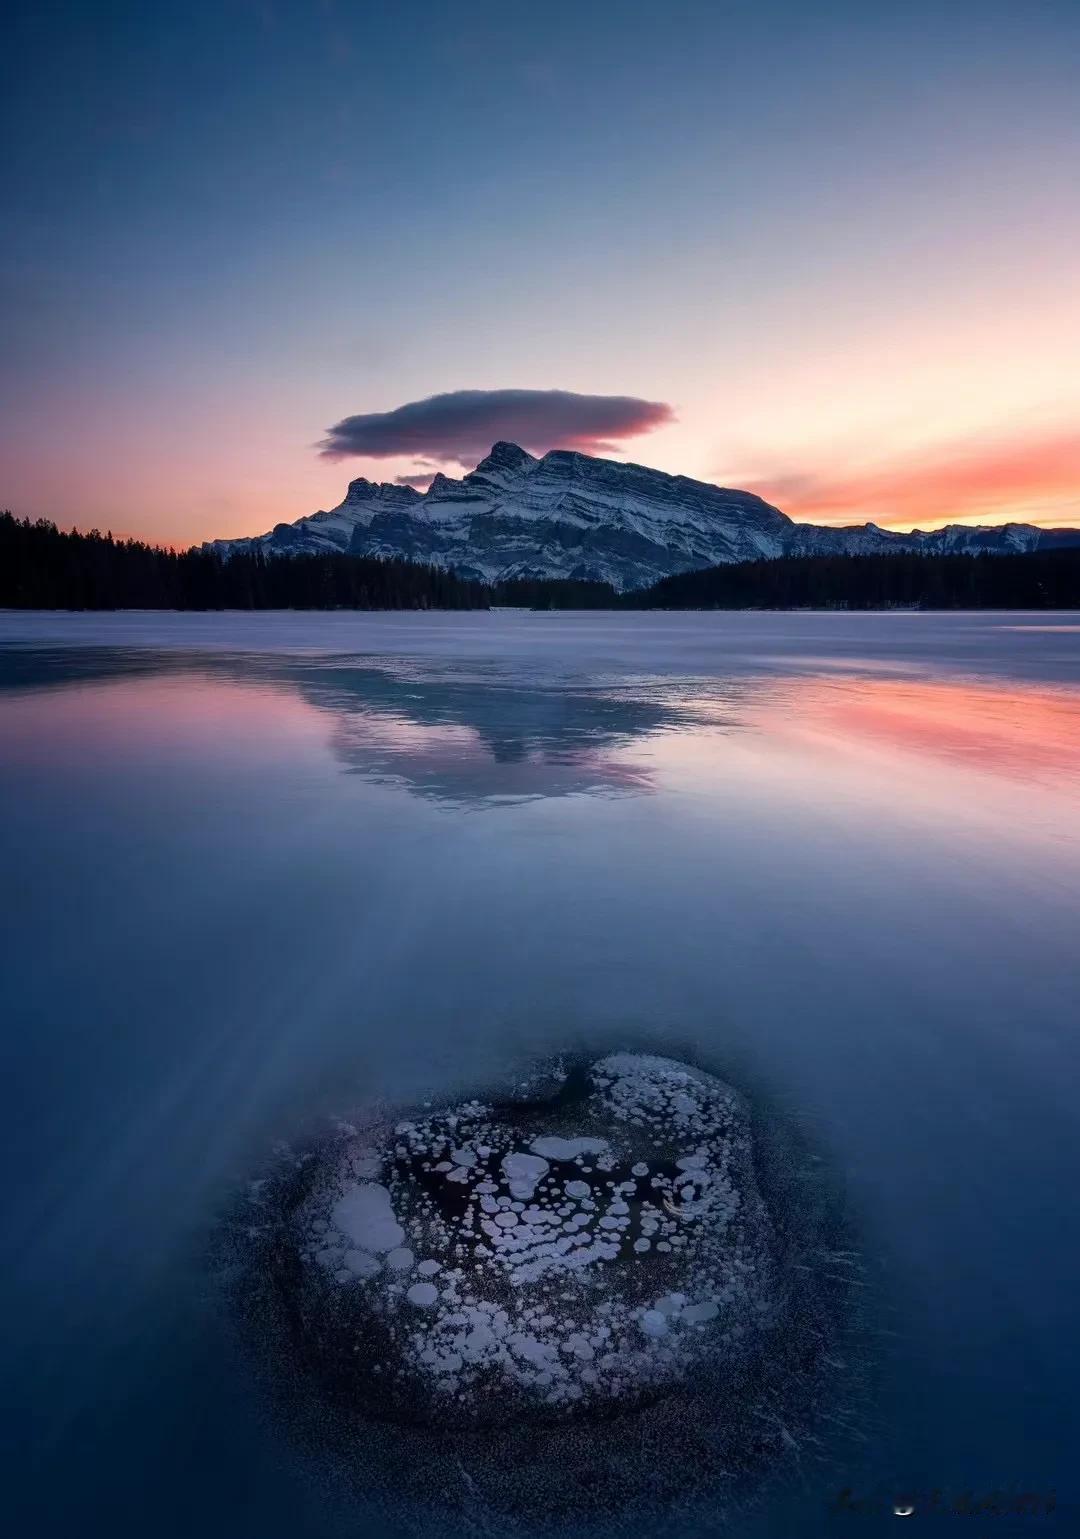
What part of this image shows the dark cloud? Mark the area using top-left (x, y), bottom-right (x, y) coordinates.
top-left (395, 472), bottom-right (436, 490)
top-left (318, 388), bottom-right (675, 465)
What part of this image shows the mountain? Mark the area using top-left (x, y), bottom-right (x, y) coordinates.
top-left (205, 442), bottom-right (1080, 591)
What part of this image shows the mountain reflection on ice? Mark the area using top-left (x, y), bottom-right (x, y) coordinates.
top-left (2, 632), bottom-right (1078, 810)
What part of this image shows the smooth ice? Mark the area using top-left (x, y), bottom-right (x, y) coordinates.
top-left (1, 609), bottom-right (1078, 1538)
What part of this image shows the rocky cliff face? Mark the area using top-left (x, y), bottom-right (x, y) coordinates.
top-left (205, 442), bottom-right (1080, 590)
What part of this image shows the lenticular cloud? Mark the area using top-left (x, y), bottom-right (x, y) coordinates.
top-left (318, 388), bottom-right (675, 465)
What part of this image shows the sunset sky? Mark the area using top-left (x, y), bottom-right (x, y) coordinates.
top-left (3, 0), bottom-right (1079, 546)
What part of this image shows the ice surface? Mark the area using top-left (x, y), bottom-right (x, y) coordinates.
top-left (5, 609), bottom-right (1078, 689)
top-left (6, 610), bottom-right (1078, 1527)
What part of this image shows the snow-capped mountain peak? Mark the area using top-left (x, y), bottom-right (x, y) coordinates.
top-left (204, 443), bottom-right (1080, 589)
top-left (476, 440), bottom-right (540, 475)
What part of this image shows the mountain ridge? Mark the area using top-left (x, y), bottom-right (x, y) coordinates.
top-left (205, 442), bottom-right (1080, 591)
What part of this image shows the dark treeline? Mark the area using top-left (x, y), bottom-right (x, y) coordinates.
top-left (493, 551), bottom-right (1080, 609)
top-left (0, 514), bottom-right (488, 610)
top-left (627, 549), bottom-right (1080, 610)
top-left (3, 511), bottom-right (1079, 611)
top-left (490, 576), bottom-right (617, 609)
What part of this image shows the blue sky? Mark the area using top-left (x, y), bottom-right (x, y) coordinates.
top-left (3, 0), bottom-right (1079, 540)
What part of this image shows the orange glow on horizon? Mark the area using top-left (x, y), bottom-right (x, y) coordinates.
top-left (14, 421), bottom-right (1080, 548)
top-left (745, 428), bottom-right (1080, 532)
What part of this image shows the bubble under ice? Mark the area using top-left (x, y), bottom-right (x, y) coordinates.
top-left (229, 1052), bottom-right (867, 1525)
top-left (288, 1053), bottom-right (778, 1424)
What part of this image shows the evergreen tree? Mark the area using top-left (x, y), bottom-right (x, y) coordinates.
top-left (2, 511), bottom-right (1077, 612)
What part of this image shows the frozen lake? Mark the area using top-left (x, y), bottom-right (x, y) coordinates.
top-left (2, 610), bottom-right (1078, 1536)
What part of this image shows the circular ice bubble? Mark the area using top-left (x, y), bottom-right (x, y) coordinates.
top-left (406, 1282), bottom-right (439, 1309)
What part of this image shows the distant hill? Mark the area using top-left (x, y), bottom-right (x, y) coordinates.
top-left (205, 441), bottom-right (1080, 591)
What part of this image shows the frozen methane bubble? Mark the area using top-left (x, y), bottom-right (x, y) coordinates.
top-left (501, 1150), bottom-right (550, 1199)
top-left (331, 1182), bottom-right (404, 1254)
top-left (261, 1053), bottom-right (787, 1429)
top-left (529, 1135), bottom-right (610, 1161)
top-left (406, 1281), bottom-right (439, 1309)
